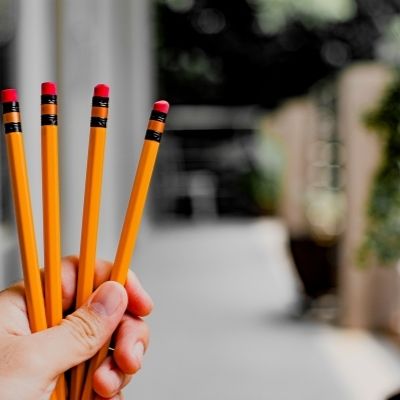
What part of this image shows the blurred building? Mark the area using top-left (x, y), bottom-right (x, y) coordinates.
top-left (154, 105), bottom-right (264, 219)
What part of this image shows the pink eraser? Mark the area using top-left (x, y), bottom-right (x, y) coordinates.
top-left (1, 89), bottom-right (18, 103)
top-left (41, 82), bottom-right (57, 95)
top-left (94, 84), bottom-right (109, 98)
top-left (153, 100), bottom-right (169, 114)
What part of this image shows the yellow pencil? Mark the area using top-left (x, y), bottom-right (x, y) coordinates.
top-left (40, 82), bottom-right (66, 400)
top-left (81, 100), bottom-right (169, 399)
top-left (69, 84), bottom-right (110, 400)
top-left (1, 88), bottom-right (47, 332)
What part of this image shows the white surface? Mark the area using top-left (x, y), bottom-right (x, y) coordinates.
top-left (124, 219), bottom-right (400, 400)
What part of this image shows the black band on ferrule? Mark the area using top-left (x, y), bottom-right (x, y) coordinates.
top-left (150, 110), bottom-right (167, 123)
top-left (41, 95), bottom-right (57, 104)
top-left (2, 102), bottom-right (19, 113)
top-left (91, 117), bottom-right (108, 128)
top-left (4, 122), bottom-right (22, 133)
top-left (41, 115), bottom-right (58, 126)
top-left (145, 130), bottom-right (162, 143)
top-left (92, 96), bottom-right (109, 108)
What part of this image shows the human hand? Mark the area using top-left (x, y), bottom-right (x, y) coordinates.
top-left (0, 256), bottom-right (153, 400)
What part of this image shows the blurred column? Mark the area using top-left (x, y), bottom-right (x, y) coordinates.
top-left (56, 0), bottom-right (154, 258)
top-left (338, 63), bottom-right (396, 329)
top-left (7, 0), bottom-right (57, 286)
top-left (263, 97), bottom-right (318, 236)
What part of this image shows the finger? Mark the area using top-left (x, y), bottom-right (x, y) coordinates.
top-left (61, 256), bottom-right (114, 311)
top-left (125, 270), bottom-right (153, 317)
top-left (1, 258), bottom-right (78, 314)
top-left (94, 395), bottom-right (124, 400)
top-left (30, 281), bottom-right (128, 375)
top-left (59, 256), bottom-right (153, 318)
top-left (113, 314), bottom-right (148, 374)
top-left (0, 285), bottom-right (30, 334)
top-left (61, 255), bottom-right (79, 310)
top-left (95, 267), bottom-right (153, 317)
top-left (93, 259), bottom-right (114, 288)
top-left (94, 392), bottom-right (124, 400)
top-left (93, 356), bottom-right (132, 398)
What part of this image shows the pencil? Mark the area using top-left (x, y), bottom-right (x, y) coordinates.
top-left (81, 100), bottom-right (169, 399)
top-left (69, 84), bottom-right (110, 400)
top-left (1, 89), bottom-right (47, 332)
top-left (40, 82), bottom-right (66, 400)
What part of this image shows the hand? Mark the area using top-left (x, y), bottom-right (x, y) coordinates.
top-left (0, 256), bottom-right (153, 400)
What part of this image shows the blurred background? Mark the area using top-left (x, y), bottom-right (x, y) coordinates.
top-left (3, 0), bottom-right (400, 399)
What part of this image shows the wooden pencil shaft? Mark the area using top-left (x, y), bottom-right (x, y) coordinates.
top-left (42, 126), bottom-right (65, 400)
top-left (80, 344), bottom-right (109, 399)
top-left (42, 125), bottom-right (63, 327)
top-left (5, 133), bottom-right (47, 332)
top-left (112, 141), bottom-right (159, 283)
top-left (69, 363), bottom-right (86, 400)
top-left (76, 127), bottom-right (107, 307)
top-left (71, 88), bottom-right (109, 400)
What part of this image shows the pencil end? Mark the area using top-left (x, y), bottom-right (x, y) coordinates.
top-left (94, 84), bottom-right (110, 98)
top-left (42, 82), bottom-right (57, 95)
top-left (153, 100), bottom-right (169, 114)
top-left (1, 88), bottom-right (18, 103)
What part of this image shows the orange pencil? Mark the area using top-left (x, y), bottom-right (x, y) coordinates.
top-left (69, 84), bottom-right (110, 400)
top-left (1, 89), bottom-right (47, 332)
top-left (81, 100), bottom-right (169, 399)
top-left (40, 82), bottom-right (66, 400)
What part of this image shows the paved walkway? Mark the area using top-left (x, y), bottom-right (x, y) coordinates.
top-left (124, 219), bottom-right (400, 400)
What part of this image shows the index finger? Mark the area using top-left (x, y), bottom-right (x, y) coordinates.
top-left (61, 256), bottom-right (153, 317)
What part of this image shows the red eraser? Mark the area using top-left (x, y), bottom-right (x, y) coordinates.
top-left (94, 84), bottom-right (109, 98)
top-left (1, 88), bottom-right (18, 103)
top-left (42, 82), bottom-right (57, 95)
top-left (153, 100), bottom-right (169, 114)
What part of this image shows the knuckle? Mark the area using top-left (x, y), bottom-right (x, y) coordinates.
top-left (62, 307), bottom-right (102, 355)
top-left (120, 375), bottom-right (133, 390)
top-left (137, 319), bottom-right (150, 347)
top-left (129, 357), bottom-right (142, 374)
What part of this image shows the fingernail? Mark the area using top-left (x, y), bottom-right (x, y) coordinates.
top-left (90, 282), bottom-right (124, 316)
top-left (95, 396), bottom-right (120, 400)
top-left (133, 341), bottom-right (145, 367)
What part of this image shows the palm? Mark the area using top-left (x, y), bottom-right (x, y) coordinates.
top-left (0, 284), bottom-right (32, 336)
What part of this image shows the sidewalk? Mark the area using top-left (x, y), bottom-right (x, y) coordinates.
top-left (124, 219), bottom-right (400, 400)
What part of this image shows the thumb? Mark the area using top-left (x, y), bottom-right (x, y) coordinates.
top-left (31, 281), bottom-right (127, 375)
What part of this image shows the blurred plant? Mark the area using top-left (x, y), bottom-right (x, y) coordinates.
top-left (157, 0), bottom-right (386, 107)
top-left (243, 130), bottom-right (284, 214)
top-left (163, 0), bottom-right (194, 13)
top-left (250, 0), bottom-right (356, 33)
top-left (376, 15), bottom-right (400, 66)
top-left (359, 73), bottom-right (400, 265)
top-left (306, 189), bottom-right (346, 243)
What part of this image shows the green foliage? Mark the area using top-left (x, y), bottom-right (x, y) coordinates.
top-left (249, 132), bottom-right (284, 214)
top-left (252, 0), bottom-right (356, 33)
top-left (360, 72), bottom-right (400, 265)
